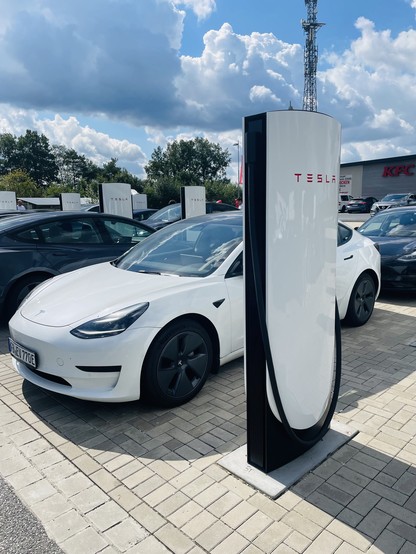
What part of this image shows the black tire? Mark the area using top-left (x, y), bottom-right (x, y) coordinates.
top-left (341, 206), bottom-right (346, 213)
top-left (142, 319), bottom-right (213, 408)
top-left (5, 274), bottom-right (50, 321)
top-left (344, 272), bottom-right (376, 327)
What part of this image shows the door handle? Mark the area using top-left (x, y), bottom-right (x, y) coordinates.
top-left (344, 255), bottom-right (353, 260)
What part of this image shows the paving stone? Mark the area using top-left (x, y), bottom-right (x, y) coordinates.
top-left (281, 511), bottom-right (322, 541)
top-left (154, 522), bottom-right (195, 554)
top-left (61, 525), bottom-right (108, 554)
top-left (130, 502), bottom-right (167, 533)
top-left (104, 517), bottom-right (148, 551)
top-left (253, 521), bottom-right (292, 553)
top-left (195, 519), bottom-right (233, 551)
top-left (71, 486), bottom-right (109, 513)
top-left (6, 465), bottom-right (43, 489)
top-left (181, 510), bottom-right (217, 540)
top-left (46, 509), bottom-right (89, 542)
top-left (347, 489), bottom-right (381, 516)
top-left (369, 529), bottom-right (406, 554)
top-left (86, 500), bottom-right (127, 532)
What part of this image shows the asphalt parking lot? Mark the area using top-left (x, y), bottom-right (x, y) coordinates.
top-left (1, 286), bottom-right (416, 553)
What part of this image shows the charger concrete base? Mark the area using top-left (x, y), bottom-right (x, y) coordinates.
top-left (219, 421), bottom-right (358, 499)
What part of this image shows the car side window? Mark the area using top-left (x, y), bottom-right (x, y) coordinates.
top-left (8, 227), bottom-right (41, 243)
top-left (337, 223), bottom-right (352, 246)
top-left (226, 253), bottom-right (243, 278)
top-left (100, 218), bottom-right (152, 245)
top-left (40, 218), bottom-right (103, 244)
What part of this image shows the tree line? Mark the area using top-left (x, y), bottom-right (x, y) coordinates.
top-left (0, 131), bottom-right (241, 208)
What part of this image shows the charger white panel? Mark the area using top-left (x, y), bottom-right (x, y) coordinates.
top-left (99, 183), bottom-right (133, 218)
top-left (265, 111), bottom-right (341, 429)
top-left (60, 193), bottom-right (81, 211)
top-left (0, 191), bottom-right (17, 211)
top-left (181, 186), bottom-right (206, 219)
top-left (132, 193), bottom-right (147, 210)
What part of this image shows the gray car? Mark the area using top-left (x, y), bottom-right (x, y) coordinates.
top-left (370, 193), bottom-right (416, 216)
top-left (0, 211), bottom-right (153, 321)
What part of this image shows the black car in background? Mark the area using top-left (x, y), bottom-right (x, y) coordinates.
top-left (0, 211), bottom-right (154, 320)
top-left (145, 202), bottom-right (238, 230)
top-left (358, 206), bottom-right (416, 290)
top-left (346, 197), bottom-right (378, 213)
top-left (132, 208), bottom-right (158, 221)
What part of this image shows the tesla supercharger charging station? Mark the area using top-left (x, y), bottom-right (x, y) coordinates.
top-left (244, 110), bottom-right (342, 473)
top-left (99, 182), bottom-right (133, 218)
top-left (180, 186), bottom-right (206, 219)
top-left (60, 192), bottom-right (81, 211)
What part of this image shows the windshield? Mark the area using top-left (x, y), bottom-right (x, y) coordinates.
top-left (380, 194), bottom-right (407, 202)
top-left (115, 217), bottom-right (243, 277)
top-left (359, 210), bottom-right (416, 238)
top-left (146, 204), bottom-right (181, 224)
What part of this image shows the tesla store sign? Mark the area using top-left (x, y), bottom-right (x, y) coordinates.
top-left (383, 164), bottom-right (415, 177)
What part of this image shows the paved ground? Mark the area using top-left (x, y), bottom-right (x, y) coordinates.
top-left (1, 291), bottom-right (416, 553)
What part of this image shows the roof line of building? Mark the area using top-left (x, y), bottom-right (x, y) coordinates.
top-left (341, 153), bottom-right (416, 167)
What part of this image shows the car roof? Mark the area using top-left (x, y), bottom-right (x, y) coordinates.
top-left (374, 205), bottom-right (416, 214)
top-left (0, 210), bottom-right (154, 232)
top-left (166, 210), bottom-right (242, 226)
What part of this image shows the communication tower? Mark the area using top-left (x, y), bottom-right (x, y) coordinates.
top-left (302, 0), bottom-right (324, 111)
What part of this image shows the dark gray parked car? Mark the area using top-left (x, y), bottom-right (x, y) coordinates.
top-left (145, 202), bottom-right (238, 230)
top-left (0, 211), bottom-right (153, 321)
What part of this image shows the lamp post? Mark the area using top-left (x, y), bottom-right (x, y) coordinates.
top-left (233, 141), bottom-right (241, 198)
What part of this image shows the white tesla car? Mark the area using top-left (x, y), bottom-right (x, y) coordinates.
top-left (8, 213), bottom-right (380, 407)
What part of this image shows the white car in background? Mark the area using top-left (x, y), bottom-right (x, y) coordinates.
top-left (338, 194), bottom-right (354, 213)
top-left (8, 213), bottom-right (380, 407)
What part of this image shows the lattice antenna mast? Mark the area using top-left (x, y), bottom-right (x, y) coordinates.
top-left (302, 0), bottom-right (324, 111)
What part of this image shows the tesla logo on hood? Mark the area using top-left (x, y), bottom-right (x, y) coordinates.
top-left (33, 309), bottom-right (46, 317)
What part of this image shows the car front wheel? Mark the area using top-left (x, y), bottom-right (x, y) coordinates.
top-left (344, 272), bottom-right (376, 327)
top-left (142, 319), bottom-right (213, 407)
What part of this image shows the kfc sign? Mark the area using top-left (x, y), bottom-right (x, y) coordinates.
top-left (383, 164), bottom-right (415, 177)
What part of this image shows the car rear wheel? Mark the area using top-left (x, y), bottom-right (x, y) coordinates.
top-left (344, 272), bottom-right (376, 327)
top-left (142, 319), bottom-right (213, 407)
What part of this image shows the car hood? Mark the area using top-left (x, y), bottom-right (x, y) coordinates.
top-left (370, 236), bottom-right (416, 258)
top-left (20, 262), bottom-right (205, 327)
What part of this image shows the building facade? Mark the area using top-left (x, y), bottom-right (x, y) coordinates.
top-left (340, 154), bottom-right (416, 200)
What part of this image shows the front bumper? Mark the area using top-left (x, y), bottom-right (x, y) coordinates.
top-left (8, 317), bottom-right (159, 402)
top-left (381, 261), bottom-right (416, 291)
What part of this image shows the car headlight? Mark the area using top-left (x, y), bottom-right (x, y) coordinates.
top-left (398, 243), bottom-right (416, 262)
top-left (70, 303), bottom-right (149, 339)
top-left (398, 252), bottom-right (416, 262)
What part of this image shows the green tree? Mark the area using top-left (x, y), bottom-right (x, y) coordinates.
top-left (53, 145), bottom-right (100, 188)
top-left (0, 133), bottom-right (18, 175)
top-left (100, 158), bottom-right (144, 191)
top-left (145, 138), bottom-right (231, 186)
top-left (143, 178), bottom-right (181, 208)
top-left (0, 169), bottom-right (39, 197)
top-left (205, 181), bottom-right (241, 205)
top-left (16, 130), bottom-right (58, 186)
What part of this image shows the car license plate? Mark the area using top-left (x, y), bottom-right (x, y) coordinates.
top-left (8, 338), bottom-right (37, 369)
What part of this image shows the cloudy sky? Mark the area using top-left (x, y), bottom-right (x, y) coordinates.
top-left (0, 0), bottom-right (415, 180)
